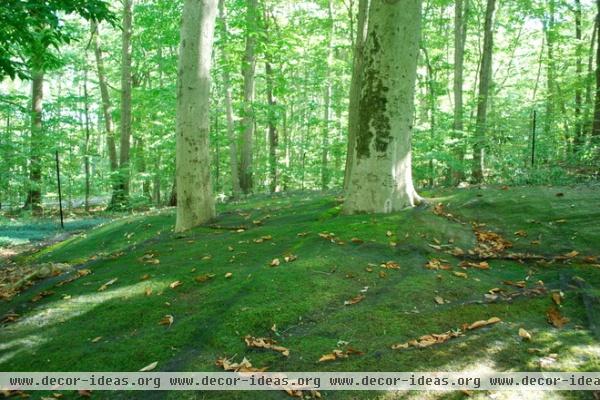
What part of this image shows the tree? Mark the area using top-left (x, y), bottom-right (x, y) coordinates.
top-left (175, 0), bottom-right (218, 232)
top-left (471, 0), bottom-right (496, 183)
top-left (343, 0), bottom-right (369, 191)
top-left (217, 0), bottom-right (241, 198)
top-left (320, 0), bottom-right (334, 190)
top-left (592, 0), bottom-right (600, 148)
top-left (109, 0), bottom-right (133, 209)
top-left (239, 0), bottom-right (259, 194)
top-left (344, 0), bottom-right (423, 214)
top-left (452, 0), bottom-right (469, 182)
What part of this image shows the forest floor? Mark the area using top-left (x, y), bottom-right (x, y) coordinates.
top-left (1, 185), bottom-right (600, 400)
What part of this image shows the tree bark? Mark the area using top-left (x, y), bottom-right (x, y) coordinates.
top-left (592, 0), bottom-right (600, 148)
top-left (471, 0), bottom-right (495, 183)
top-left (543, 0), bottom-right (556, 141)
top-left (574, 0), bottom-right (584, 153)
top-left (218, 0), bottom-right (241, 198)
top-left (343, 0), bottom-right (369, 191)
top-left (23, 56), bottom-right (44, 214)
top-left (83, 67), bottom-right (92, 212)
top-left (91, 21), bottom-right (118, 175)
top-left (110, 0), bottom-right (133, 209)
top-left (175, 0), bottom-right (217, 232)
top-left (343, 0), bottom-right (422, 214)
top-left (321, 0), bottom-right (333, 190)
top-left (239, 0), bottom-right (258, 194)
top-left (266, 60), bottom-right (278, 193)
top-left (452, 0), bottom-right (468, 183)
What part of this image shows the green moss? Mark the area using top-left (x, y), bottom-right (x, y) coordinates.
top-left (1, 187), bottom-right (598, 400)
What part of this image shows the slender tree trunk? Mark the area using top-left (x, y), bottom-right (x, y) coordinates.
top-left (321, 0), bottom-right (333, 190)
top-left (344, 0), bottom-right (423, 214)
top-left (452, 0), bottom-right (468, 183)
top-left (218, 0), bottom-right (241, 198)
top-left (111, 0), bottom-right (133, 209)
top-left (574, 0), bottom-right (584, 154)
top-left (266, 61), bottom-right (278, 193)
top-left (24, 56), bottom-right (44, 214)
top-left (175, 0), bottom-right (217, 232)
top-left (592, 0), bottom-right (600, 149)
top-left (543, 0), bottom-right (556, 140)
top-left (343, 0), bottom-right (369, 191)
top-left (239, 0), bottom-right (258, 194)
top-left (91, 22), bottom-right (118, 175)
top-left (83, 68), bottom-right (92, 212)
top-left (585, 17), bottom-right (597, 138)
top-left (471, 0), bottom-right (496, 183)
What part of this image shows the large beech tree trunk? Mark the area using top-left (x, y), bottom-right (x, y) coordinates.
top-left (343, 0), bottom-right (422, 214)
top-left (343, 0), bottom-right (369, 191)
top-left (175, 0), bottom-right (217, 232)
top-left (471, 0), bottom-right (495, 183)
top-left (239, 0), bottom-right (258, 194)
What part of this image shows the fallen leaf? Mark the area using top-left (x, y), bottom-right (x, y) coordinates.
top-left (514, 230), bottom-right (528, 237)
top-left (244, 335), bottom-right (289, 356)
top-left (434, 296), bottom-right (445, 305)
top-left (284, 254), bottom-right (297, 263)
top-left (350, 238), bottom-right (364, 244)
top-left (78, 390), bottom-right (92, 397)
top-left (318, 348), bottom-right (363, 362)
top-left (379, 271), bottom-right (387, 279)
top-left (270, 258), bottom-right (281, 267)
top-left (31, 290), bottom-right (55, 302)
top-left (386, 230), bottom-right (393, 237)
top-left (547, 306), bottom-right (569, 328)
top-left (169, 281), bottom-right (182, 289)
top-left (98, 278), bottom-right (118, 292)
top-left (467, 317), bottom-right (501, 330)
top-left (91, 336), bottom-right (102, 343)
top-left (139, 361), bottom-right (158, 372)
top-left (551, 291), bottom-right (563, 305)
top-left (159, 315), bottom-right (174, 327)
top-left (215, 357), bottom-right (267, 372)
top-left (425, 259), bottom-right (452, 270)
top-left (225, 272), bottom-right (233, 279)
top-left (453, 271), bottom-right (468, 279)
top-left (195, 273), bottom-right (215, 283)
top-left (145, 287), bottom-right (152, 296)
top-left (344, 294), bottom-right (365, 306)
top-left (564, 250), bottom-right (579, 258)
top-left (519, 328), bottom-right (532, 341)
top-left (140, 274), bottom-right (150, 281)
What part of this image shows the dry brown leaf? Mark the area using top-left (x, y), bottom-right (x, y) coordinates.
top-left (78, 390), bottom-right (92, 397)
top-left (453, 271), bottom-right (468, 279)
top-left (284, 254), bottom-right (297, 263)
top-left (31, 290), bottom-right (55, 302)
top-left (225, 272), bottom-right (233, 279)
top-left (140, 274), bottom-right (150, 281)
top-left (434, 296), bottom-right (445, 305)
top-left (351, 238), bottom-right (364, 244)
top-left (467, 317), bottom-right (501, 330)
top-left (551, 291), bottom-right (563, 305)
top-left (318, 348), bottom-right (363, 362)
top-left (564, 250), bottom-right (579, 258)
top-left (391, 343), bottom-right (409, 350)
top-left (514, 230), bottom-right (528, 237)
top-left (145, 287), bottom-right (152, 296)
top-left (169, 281), bottom-right (182, 289)
top-left (379, 271), bottom-right (387, 279)
top-left (270, 258), bottom-right (281, 267)
top-left (425, 259), bottom-right (452, 270)
top-left (244, 335), bottom-right (289, 356)
top-left (519, 328), bottom-right (532, 341)
top-left (380, 261), bottom-right (400, 270)
top-left (159, 314), bottom-right (174, 327)
top-left (215, 357), bottom-right (267, 372)
top-left (547, 306), bottom-right (569, 328)
top-left (98, 278), bottom-right (118, 292)
top-left (195, 273), bottom-right (215, 283)
top-left (91, 336), bottom-right (102, 343)
top-left (344, 294), bottom-right (365, 306)
top-left (459, 261), bottom-right (490, 270)
top-left (139, 361), bottom-right (158, 372)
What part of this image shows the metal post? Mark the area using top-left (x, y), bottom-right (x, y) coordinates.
top-left (55, 150), bottom-right (64, 229)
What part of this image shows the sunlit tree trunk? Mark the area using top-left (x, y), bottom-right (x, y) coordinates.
top-left (321, 0), bottom-right (333, 190)
top-left (91, 22), bottom-right (118, 176)
top-left (110, 0), bottom-right (133, 209)
top-left (239, 0), bottom-right (258, 194)
top-left (574, 0), bottom-right (584, 154)
top-left (452, 0), bottom-right (468, 183)
top-left (471, 0), bottom-right (495, 183)
top-left (175, 0), bottom-right (217, 232)
top-left (218, 0), bottom-right (241, 198)
top-left (23, 55), bottom-right (44, 214)
top-left (592, 0), bottom-right (600, 150)
top-left (343, 0), bottom-right (369, 191)
top-left (543, 0), bottom-right (556, 142)
top-left (83, 67), bottom-right (92, 212)
top-left (344, 0), bottom-right (422, 214)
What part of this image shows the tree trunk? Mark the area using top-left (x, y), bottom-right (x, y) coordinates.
top-left (239, 0), bottom-right (258, 194)
top-left (343, 0), bottom-right (422, 214)
top-left (83, 68), bottom-right (92, 212)
top-left (266, 61), bottom-right (278, 193)
top-left (592, 0), bottom-right (600, 148)
top-left (218, 0), bottom-right (241, 198)
top-left (343, 0), bottom-right (369, 191)
top-left (175, 0), bottom-right (217, 232)
top-left (91, 22), bottom-right (118, 176)
top-left (110, 0), bottom-right (133, 209)
top-left (574, 0), bottom-right (583, 154)
top-left (452, 0), bottom-right (468, 183)
top-left (321, 0), bottom-right (333, 190)
top-left (543, 0), bottom-right (556, 140)
top-left (24, 56), bottom-right (44, 214)
top-left (471, 0), bottom-right (495, 183)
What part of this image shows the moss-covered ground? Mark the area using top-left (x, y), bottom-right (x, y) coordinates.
top-left (1, 186), bottom-right (599, 399)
